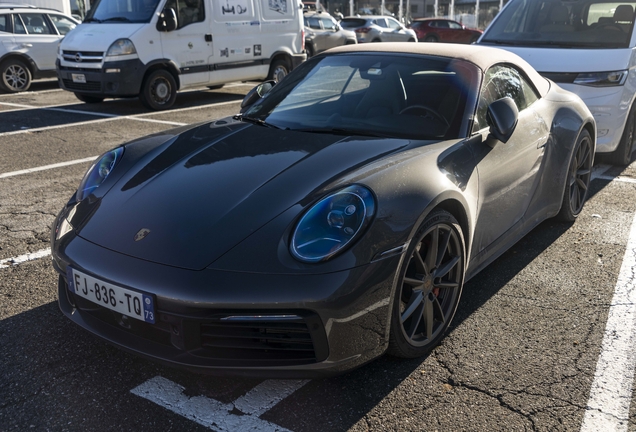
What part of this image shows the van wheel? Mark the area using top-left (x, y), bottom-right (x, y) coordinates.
top-left (607, 107), bottom-right (636, 166)
top-left (267, 59), bottom-right (290, 83)
top-left (207, 84), bottom-right (224, 90)
top-left (306, 44), bottom-right (314, 58)
top-left (0, 59), bottom-right (31, 93)
top-left (74, 93), bottom-right (104, 103)
top-left (140, 69), bottom-right (177, 110)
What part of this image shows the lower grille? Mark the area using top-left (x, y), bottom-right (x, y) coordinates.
top-left (198, 319), bottom-right (317, 364)
top-left (62, 79), bottom-right (101, 92)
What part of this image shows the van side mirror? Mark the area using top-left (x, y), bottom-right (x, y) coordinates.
top-left (157, 8), bottom-right (177, 32)
top-left (486, 97), bottom-right (518, 143)
top-left (240, 80), bottom-right (276, 113)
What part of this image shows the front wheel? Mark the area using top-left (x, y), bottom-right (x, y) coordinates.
top-left (267, 59), bottom-right (290, 83)
top-left (556, 129), bottom-right (593, 222)
top-left (388, 210), bottom-right (465, 358)
top-left (139, 69), bottom-right (177, 110)
top-left (0, 59), bottom-right (31, 93)
top-left (607, 107), bottom-right (636, 166)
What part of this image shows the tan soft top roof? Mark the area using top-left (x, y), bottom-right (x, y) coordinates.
top-left (327, 42), bottom-right (550, 96)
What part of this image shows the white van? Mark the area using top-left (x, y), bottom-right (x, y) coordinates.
top-left (56, 0), bottom-right (305, 109)
top-left (479, 0), bottom-right (636, 165)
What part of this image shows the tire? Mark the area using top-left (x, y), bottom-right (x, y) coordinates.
top-left (408, 38), bottom-right (416, 42)
top-left (387, 210), bottom-right (465, 358)
top-left (207, 84), bottom-right (225, 90)
top-left (0, 59), bottom-right (32, 93)
top-left (139, 69), bottom-right (177, 110)
top-left (607, 107), bottom-right (636, 166)
top-left (267, 59), bottom-right (290, 83)
top-left (306, 44), bottom-right (314, 58)
top-left (425, 35), bottom-right (439, 42)
top-left (74, 93), bottom-right (104, 104)
top-left (557, 129), bottom-right (593, 222)
top-left (371, 38), bottom-right (382, 42)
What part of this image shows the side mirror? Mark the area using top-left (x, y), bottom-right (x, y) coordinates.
top-left (240, 80), bottom-right (276, 113)
top-left (486, 97), bottom-right (518, 143)
top-left (156, 8), bottom-right (177, 32)
top-left (335, 24), bottom-right (340, 31)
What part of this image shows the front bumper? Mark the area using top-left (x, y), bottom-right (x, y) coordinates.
top-left (56, 58), bottom-right (145, 97)
top-left (52, 232), bottom-right (400, 377)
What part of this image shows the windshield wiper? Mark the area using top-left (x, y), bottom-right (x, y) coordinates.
top-left (102, 16), bottom-right (132, 22)
top-left (83, 17), bottom-right (102, 23)
top-left (234, 115), bottom-right (283, 129)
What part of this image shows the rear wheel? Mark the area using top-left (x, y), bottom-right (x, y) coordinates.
top-left (139, 69), bottom-right (177, 110)
top-left (0, 59), bottom-right (31, 93)
top-left (267, 59), bottom-right (290, 83)
top-left (207, 84), bottom-right (224, 90)
top-left (74, 93), bottom-right (104, 104)
top-left (557, 129), bottom-right (593, 222)
top-left (425, 35), bottom-right (438, 42)
top-left (607, 107), bottom-right (636, 166)
top-left (408, 38), bottom-right (416, 42)
top-left (306, 44), bottom-right (314, 58)
top-left (388, 210), bottom-right (465, 358)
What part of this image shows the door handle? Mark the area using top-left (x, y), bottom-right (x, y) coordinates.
top-left (204, 34), bottom-right (212, 42)
top-left (21, 43), bottom-right (32, 48)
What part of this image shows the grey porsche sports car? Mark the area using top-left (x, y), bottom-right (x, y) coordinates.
top-left (52, 43), bottom-right (595, 377)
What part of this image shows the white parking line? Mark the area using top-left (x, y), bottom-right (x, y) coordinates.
top-left (0, 248), bottom-right (51, 269)
top-left (581, 207), bottom-right (636, 431)
top-left (0, 99), bottom-right (240, 138)
top-left (131, 376), bottom-right (307, 431)
top-left (0, 156), bottom-right (97, 179)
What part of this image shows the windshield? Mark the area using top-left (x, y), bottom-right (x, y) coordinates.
top-left (482, 0), bottom-right (635, 48)
top-left (85, 0), bottom-right (161, 23)
top-left (242, 53), bottom-right (479, 140)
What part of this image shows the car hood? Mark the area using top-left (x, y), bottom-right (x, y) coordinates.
top-left (76, 120), bottom-right (410, 270)
top-left (61, 23), bottom-right (145, 52)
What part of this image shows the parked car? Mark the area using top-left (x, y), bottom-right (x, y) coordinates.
top-left (52, 43), bottom-right (595, 377)
top-left (0, 4), bottom-right (78, 92)
top-left (409, 18), bottom-right (482, 43)
top-left (340, 15), bottom-right (417, 43)
top-left (479, 0), bottom-right (636, 165)
top-left (304, 10), bottom-right (356, 57)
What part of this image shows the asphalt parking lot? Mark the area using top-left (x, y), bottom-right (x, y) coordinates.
top-left (2, 80), bottom-right (636, 432)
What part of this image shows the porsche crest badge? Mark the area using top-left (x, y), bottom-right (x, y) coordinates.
top-left (134, 228), bottom-right (151, 242)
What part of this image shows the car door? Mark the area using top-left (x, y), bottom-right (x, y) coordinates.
top-left (306, 16), bottom-right (326, 52)
top-left (320, 16), bottom-right (345, 49)
top-left (385, 17), bottom-right (408, 41)
top-left (469, 64), bottom-right (548, 256)
top-left (447, 20), bottom-right (466, 43)
top-left (13, 13), bottom-right (61, 71)
top-left (372, 18), bottom-right (389, 41)
top-left (0, 14), bottom-right (14, 52)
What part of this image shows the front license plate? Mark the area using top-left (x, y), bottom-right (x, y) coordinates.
top-left (71, 73), bottom-right (86, 83)
top-left (67, 267), bottom-right (155, 324)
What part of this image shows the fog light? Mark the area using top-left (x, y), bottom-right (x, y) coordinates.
top-left (105, 68), bottom-right (120, 73)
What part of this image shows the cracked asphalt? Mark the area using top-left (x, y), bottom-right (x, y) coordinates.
top-left (2, 80), bottom-right (636, 431)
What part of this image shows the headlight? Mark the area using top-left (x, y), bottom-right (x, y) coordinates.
top-left (106, 39), bottom-right (137, 57)
top-left (574, 70), bottom-right (628, 87)
top-left (291, 185), bottom-right (376, 263)
top-left (76, 147), bottom-right (124, 201)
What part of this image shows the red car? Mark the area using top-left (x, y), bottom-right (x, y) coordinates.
top-left (409, 18), bottom-right (482, 43)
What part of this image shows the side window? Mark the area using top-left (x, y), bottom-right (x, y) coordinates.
top-left (19, 13), bottom-right (54, 34)
top-left (13, 15), bottom-right (27, 34)
top-left (321, 17), bottom-right (336, 30)
top-left (474, 64), bottom-right (539, 132)
top-left (308, 17), bottom-right (321, 29)
top-left (0, 14), bottom-right (7, 33)
top-left (437, 20), bottom-right (449, 28)
top-left (373, 18), bottom-right (388, 28)
top-left (449, 21), bottom-right (462, 29)
top-left (387, 18), bottom-right (401, 29)
top-left (176, 0), bottom-right (204, 28)
top-left (49, 14), bottom-right (77, 35)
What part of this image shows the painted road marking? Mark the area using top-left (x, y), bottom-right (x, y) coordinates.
top-left (0, 156), bottom-right (97, 179)
top-left (581, 206), bottom-right (636, 431)
top-left (131, 376), bottom-right (307, 431)
top-left (0, 99), bottom-right (240, 138)
top-left (0, 248), bottom-right (51, 269)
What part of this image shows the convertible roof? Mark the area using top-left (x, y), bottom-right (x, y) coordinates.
top-left (327, 43), bottom-right (550, 97)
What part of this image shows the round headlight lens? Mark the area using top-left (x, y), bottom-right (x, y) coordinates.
top-left (76, 147), bottom-right (124, 201)
top-left (291, 185), bottom-right (376, 263)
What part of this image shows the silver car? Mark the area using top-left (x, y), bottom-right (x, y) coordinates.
top-left (0, 4), bottom-right (79, 92)
top-left (340, 15), bottom-right (417, 43)
top-left (304, 11), bottom-right (356, 57)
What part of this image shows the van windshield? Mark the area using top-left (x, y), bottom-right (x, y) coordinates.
top-left (481, 0), bottom-right (635, 48)
top-left (84, 0), bottom-right (161, 23)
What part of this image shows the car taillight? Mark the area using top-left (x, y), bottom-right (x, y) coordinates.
top-left (301, 28), bottom-right (305, 51)
top-left (355, 27), bottom-right (371, 33)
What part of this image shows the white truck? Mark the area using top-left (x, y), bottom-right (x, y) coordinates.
top-left (56, 0), bottom-right (306, 109)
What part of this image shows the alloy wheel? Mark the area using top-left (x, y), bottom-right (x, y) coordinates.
top-left (567, 133), bottom-right (592, 215)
